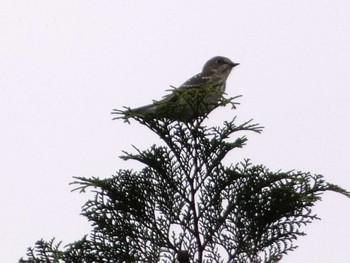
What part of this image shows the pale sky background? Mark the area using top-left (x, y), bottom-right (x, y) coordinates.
top-left (1, 1), bottom-right (350, 262)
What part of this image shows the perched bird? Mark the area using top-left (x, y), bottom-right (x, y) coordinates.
top-left (113, 56), bottom-right (239, 122)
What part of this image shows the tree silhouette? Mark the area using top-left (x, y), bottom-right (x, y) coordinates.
top-left (20, 91), bottom-right (349, 263)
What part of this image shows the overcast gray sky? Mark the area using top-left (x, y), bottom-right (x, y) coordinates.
top-left (1, 1), bottom-right (350, 262)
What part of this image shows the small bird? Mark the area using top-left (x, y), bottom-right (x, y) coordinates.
top-left (113, 56), bottom-right (239, 122)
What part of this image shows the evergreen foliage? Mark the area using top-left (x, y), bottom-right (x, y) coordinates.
top-left (20, 94), bottom-right (349, 263)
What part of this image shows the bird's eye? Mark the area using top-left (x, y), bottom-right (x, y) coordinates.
top-left (217, 58), bottom-right (225, 64)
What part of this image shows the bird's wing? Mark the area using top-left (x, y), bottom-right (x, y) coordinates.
top-left (162, 73), bottom-right (213, 102)
top-left (179, 73), bottom-right (212, 89)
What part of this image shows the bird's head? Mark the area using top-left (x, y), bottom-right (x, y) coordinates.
top-left (202, 56), bottom-right (239, 77)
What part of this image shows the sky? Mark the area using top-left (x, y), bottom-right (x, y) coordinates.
top-left (1, 1), bottom-right (350, 262)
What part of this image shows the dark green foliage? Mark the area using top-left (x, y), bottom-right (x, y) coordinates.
top-left (20, 97), bottom-right (350, 263)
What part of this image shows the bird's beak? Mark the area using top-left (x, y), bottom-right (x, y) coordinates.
top-left (231, 62), bottom-right (240, 68)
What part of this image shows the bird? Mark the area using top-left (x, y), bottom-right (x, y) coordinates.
top-left (112, 56), bottom-right (239, 122)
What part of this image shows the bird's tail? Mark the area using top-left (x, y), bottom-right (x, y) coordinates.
top-left (130, 103), bottom-right (158, 113)
top-left (111, 103), bottom-right (158, 121)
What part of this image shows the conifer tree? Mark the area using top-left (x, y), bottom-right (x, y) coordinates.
top-left (20, 89), bottom-right (349, 263)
